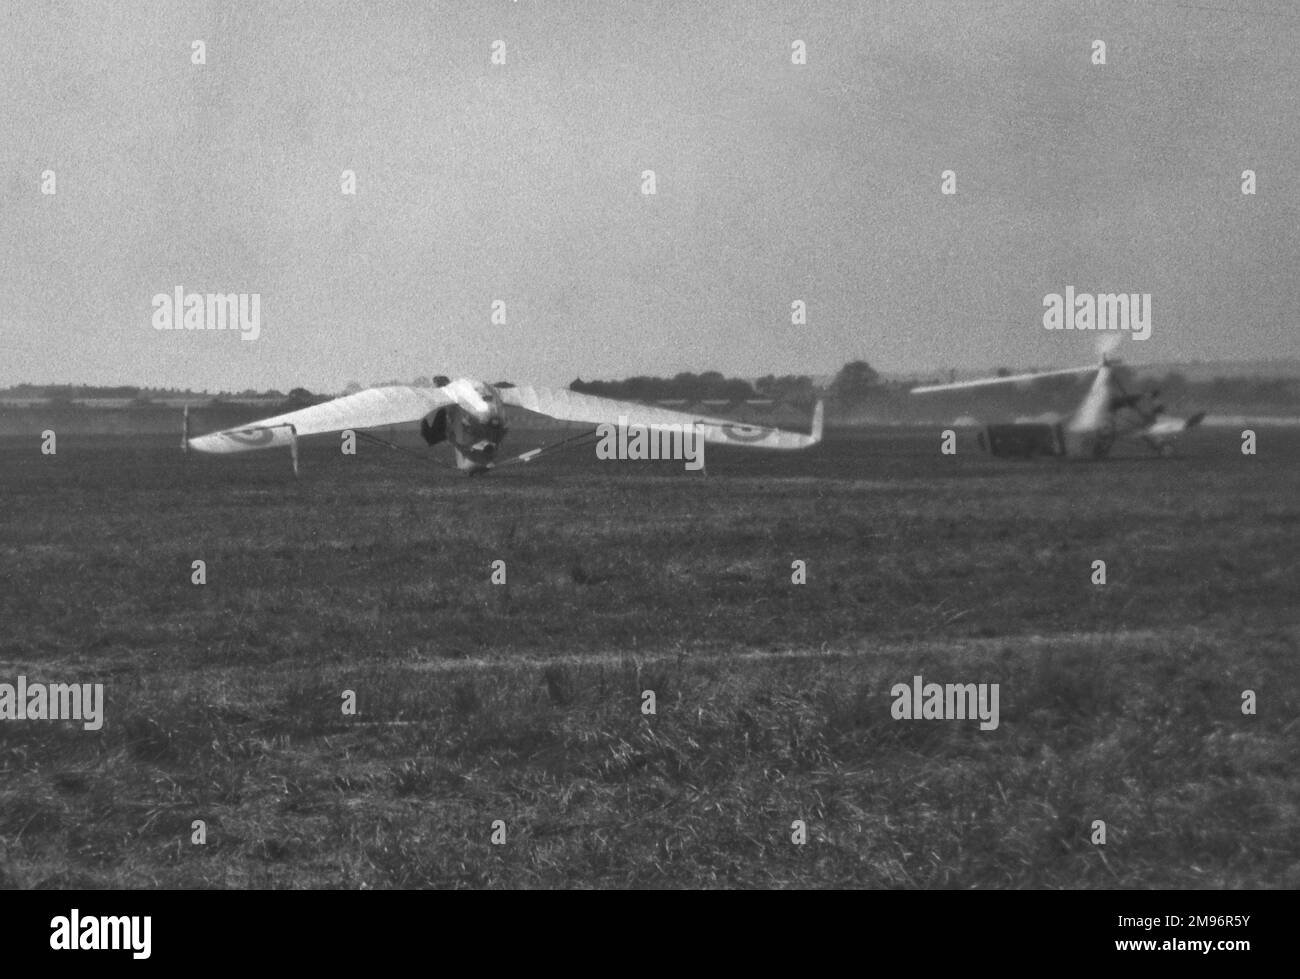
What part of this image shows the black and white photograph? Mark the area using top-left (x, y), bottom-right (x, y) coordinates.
top-left (0, 0), bottom-right (1294, 953)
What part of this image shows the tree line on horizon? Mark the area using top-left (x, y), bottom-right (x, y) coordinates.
top-left (6, 361), bottom-right (1300, 409)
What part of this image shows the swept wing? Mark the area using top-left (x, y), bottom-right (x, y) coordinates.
top-left (497, 385), bottom-right (823, 450)
top-left (188, 386), bottom-right (455, 454)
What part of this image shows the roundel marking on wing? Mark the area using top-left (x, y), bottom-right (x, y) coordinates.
top-left (719, 423), bottom-right (774, 444)
top-left (225, 428), bottom-right (276, 446)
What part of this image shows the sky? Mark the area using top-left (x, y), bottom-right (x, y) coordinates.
top-left (2, 0), bottom-right (1298, 392)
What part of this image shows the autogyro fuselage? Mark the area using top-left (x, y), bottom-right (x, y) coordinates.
top-left (912, 357), bottom-right (1205, 460)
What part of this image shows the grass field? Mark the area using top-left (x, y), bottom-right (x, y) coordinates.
top-left (1, 426), bottom-right (1297, 888)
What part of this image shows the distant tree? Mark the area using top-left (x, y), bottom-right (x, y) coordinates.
top-left (573, 371), bottom-right (753, 402)
top-left (1158, 371), bottom-right (1187, 399)
top-left (671, 372), bottom-right (700, 400)
top-left (729, 380), bottom-right (755, 400)
top-left (996, 367), bottom-right (1011, 377)
top-left (343, 380), bottom-right (363, 395)
top-left (830, 361), bottom-right (880, 404)
top-left (698, 370), bottom-right (725, 393)
top-left (755, 374), bottom-right (815, 406)
top-left (284, 387), bottom-right (318, 407)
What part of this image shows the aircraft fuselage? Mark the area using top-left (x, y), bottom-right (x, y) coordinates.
top-left (425, 378), bottom-right (509, 472)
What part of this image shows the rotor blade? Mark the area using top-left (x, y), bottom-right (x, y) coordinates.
top-left (1095, 332), bottom-right (1123, 361)
top-left (497, 386), bottom-right (823, 450)
top-left (1067, 365), bottom-right (1112, 433)
top-left (910, 365), bottom-right (1098, 394)
top-left (188, 386), bottom-right (454, 454)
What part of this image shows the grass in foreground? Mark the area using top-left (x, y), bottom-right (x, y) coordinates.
top-left (0, 429), bottom-right (1296, 887)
